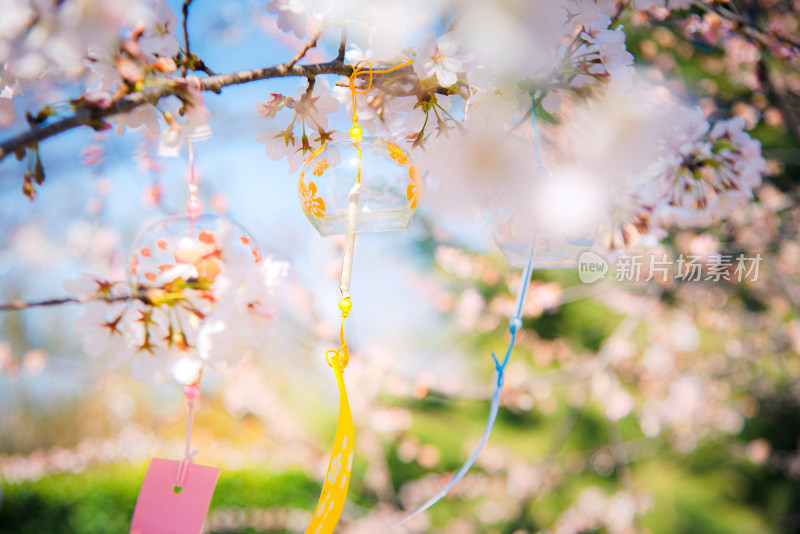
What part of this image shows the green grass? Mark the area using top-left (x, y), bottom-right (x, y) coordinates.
top-left (0, 464), bottom-right (318, 534)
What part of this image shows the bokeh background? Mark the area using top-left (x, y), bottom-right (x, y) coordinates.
top-left (2, 1), bottom-right (800, 533)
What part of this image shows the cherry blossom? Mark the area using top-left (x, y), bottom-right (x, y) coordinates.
top-left (579, 27), bottom-right (635, 87)
top-left (332, 81), bottom-right (458, 144)
top-left (63, 274), bottom-right (133, 360)
top-left (138, 0), bottom-right (180, 59)
top-left (568, 0), bottom-right (617, 32)
top-left (256, 78), bottom-right (340, 173)
top-left (158, 79), bottom-right (212, 157)
top-left (265, 0), bottom-right (317, 39)
top-left (635, 0), bottom-right (691, 11)
top-left (111, 104), bottom-right (161, 135)
top-left (415, 94), bottom-right (531, 219)
top-left (0, 94), bottom-right (15, 128)
top-left (0, 0), bottom-right (179, 91)
top-left (648, 110), bottom-right (766, 226)
top-left (548, 487), bottom-right (650, 534)
top-left (413, 31), bottom-right (464, 88)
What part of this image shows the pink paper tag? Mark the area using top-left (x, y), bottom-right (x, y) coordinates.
top-left (130, 458), bottom-right (220, 534)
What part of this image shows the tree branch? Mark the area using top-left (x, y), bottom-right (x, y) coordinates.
top-left (691, 0), bottom-right (800, 56)
top-left (757, 58), bottom-right (800, 148)
top-left (286, 30), bottom-right (322, 69)
top-left (610, 0), bottom-right (632, 29)
top-left (0, 46), bottom-right (421, 165)
top-left (0, 59), bottom-right (359, 164)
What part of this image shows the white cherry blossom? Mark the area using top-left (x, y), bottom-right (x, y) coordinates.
top-left (138, 0), bottom-right (180, 59)
top-left (158, 81), bottom-right (212, 157)
top-left (578, 26), bottom-right (635, 88)
top-left (112, 104), bottom-right (161, 135)
top-left (0, 95), bottom-right (15, 128)
top-left (416, 95), bottom-right (531, 220)
top-left (265, 0), bottom-right (317, 39)
top-left (413, 31), bottom-right (464, 87)
top-left (256, 78), bottom-right (340, 173)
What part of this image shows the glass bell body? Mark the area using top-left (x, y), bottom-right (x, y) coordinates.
top-left (493, 173), bottom-right (599, 269)
top-left (127, 213), bottom-right (260, 288)
top-left (298, 137), bottom-right (420, 236)
top-left (494, 216), bottom-right (596, 269)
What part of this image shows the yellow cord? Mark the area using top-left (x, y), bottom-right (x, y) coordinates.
top-left (346, 56), bottom-right (413, 180)
top-left (326, 297), bottom-right (352, 370)
top-left (347, 56), bottom-right (413, 136)
top-left (333, 55), bottom-right (414, 363)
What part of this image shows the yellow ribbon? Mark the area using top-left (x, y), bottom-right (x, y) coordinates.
top-left (306, 311), bottom-right (354, 534)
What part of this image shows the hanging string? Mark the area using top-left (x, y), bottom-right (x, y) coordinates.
top-left (186, 140), bottom-right (202, 240)
top-left (175, 138), bottom-right (204, 491)
top-left (396, 102), bottom-right (544, 527)
top-left (530, 95), bottom-right (543, 168)
top-left (175, 383), bottom-right (200, 490)
top-left (184, 79), bottom-right (202, 210)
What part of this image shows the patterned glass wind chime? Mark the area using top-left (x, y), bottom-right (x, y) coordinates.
top-left (298, 58), bottom-right (417, 534)
top-left (128, 145), bottom-right (262, 534)
top-left (397, 99), bottom-right (597, 525)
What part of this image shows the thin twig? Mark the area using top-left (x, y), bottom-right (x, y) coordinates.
top-left (0, 277), bottom-right (221, 312)
top-left (0, 294), bottom-right (132, 312)
top-left (181, 0), bottom-right (194, 77)
top-left (337, 27), bottom-right (348, 62)
top-left (530, 407), bottom-right (581, 503)
top-left (286, 30), bottom-right (322, 69)
top-left (606, 418), bottom-right (635, 488)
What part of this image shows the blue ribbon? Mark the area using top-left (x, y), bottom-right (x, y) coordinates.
top-left (395, 100), bottom-right (543, 527)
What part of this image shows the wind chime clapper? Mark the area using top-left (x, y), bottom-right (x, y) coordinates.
top-left (398, 104), bottom-right (577, 526)
top-left (128, 145), bottom-right (261, 534)
top-left (297, 57), bottom-right (419, 534)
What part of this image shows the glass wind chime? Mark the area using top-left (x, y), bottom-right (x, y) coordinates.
top-left (128, 145), bottom-right (262, 534)
top-left (397, 100), bottom-right (597, 525)
top-left (298, 58), bottom-right (418, 534)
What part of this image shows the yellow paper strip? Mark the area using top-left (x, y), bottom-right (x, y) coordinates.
top-left (306, 353), bottom-right (354, 534)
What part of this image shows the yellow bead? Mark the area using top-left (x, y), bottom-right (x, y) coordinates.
top-left (349, 125), bottom-right (363, 139)
top-left (339, 298), bottom-right (352, 315)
